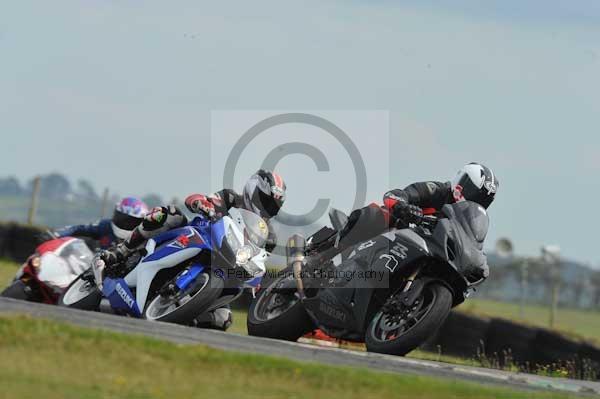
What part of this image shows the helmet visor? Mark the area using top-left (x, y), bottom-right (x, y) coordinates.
top-left (112, 209), bottom-right (143, 231)
top-left (252, 189), bottom-right (284, 218)
top-left (456, 174), bottom-right (495, 209)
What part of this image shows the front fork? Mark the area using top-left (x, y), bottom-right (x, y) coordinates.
top-left (391, 266), bottom-right (423, 309)
top-left (402, 267), bottom-right (420, 293)
top-left (155, 264), bottom-right (205, 298)
top-left (91, 256), bottom-right (105, 291)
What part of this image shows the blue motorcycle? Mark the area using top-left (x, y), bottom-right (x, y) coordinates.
top-left (59, 208), bottom-right (268, 325)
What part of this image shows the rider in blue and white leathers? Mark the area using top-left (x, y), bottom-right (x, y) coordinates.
top-left (99, 170), bottom-right (287, 330)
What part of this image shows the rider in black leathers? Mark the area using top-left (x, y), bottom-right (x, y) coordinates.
top-left (321, 163), bottom-right (498, 269)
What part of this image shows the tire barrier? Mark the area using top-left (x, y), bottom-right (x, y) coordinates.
top-left (578, 343), bottom-right (600, 380)
top-left (484, 318), bottom-right (537, 367)
top-left (430, 311), bottom-right (490, 358)
top-left (0, 222), bottom-right (44, 263)
top-left (533, 329), bottom-right (582, 366)
top-left (426, 312), bottom-right (600, 380)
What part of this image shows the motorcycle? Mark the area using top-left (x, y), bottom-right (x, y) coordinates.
top-left (247, 201), bottom-right (489, 356)
top-left (59, 208), bottom-right (269, 325)
top-left (1, 237), bottom-right (93, 304)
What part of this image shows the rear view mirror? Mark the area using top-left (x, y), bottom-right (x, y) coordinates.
top-left (328, 208), bottom-right (349, 232)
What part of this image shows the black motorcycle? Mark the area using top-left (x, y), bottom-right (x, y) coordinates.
top-left (247, 201), bottom-right (489, 356)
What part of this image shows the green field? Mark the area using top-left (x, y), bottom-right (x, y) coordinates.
top-left (0, 315), bottom-right (578, 399)
top-left (0, 258), bottom-right (19, 288)
top-left (460, 299), bottom-right (600, 344)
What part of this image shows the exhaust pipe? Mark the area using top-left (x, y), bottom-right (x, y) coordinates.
top-left (287, 234), bottom-right (306, 299)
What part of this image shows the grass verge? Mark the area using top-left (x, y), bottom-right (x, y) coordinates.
top-left (0, 258), bottom-right (19, 288)
top-left (0, 315), bottom-right (580, 399)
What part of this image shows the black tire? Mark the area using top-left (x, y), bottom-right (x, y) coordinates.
top-left (1, 280), bottom-right (30, 301)
top-left (144, 270), bottom-right (224, 324)
top-left (433, 311), bottom-right (489, 358)
top-left (247, 275), bottom-right (314, 341)
top-left (58, 272), bottom-right (102, 311)
top-left (533, 329), bottom-right (581, 366)
top-left (365, 283), bottom-right (452, 356)
top-left (485, 318), bottom-right (536, 366)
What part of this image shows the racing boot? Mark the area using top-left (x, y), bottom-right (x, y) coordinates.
top-left (191, 305), bottom-right (233, 331)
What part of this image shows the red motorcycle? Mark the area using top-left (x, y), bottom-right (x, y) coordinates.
top-left (1, 237), bottom-right (94, 304)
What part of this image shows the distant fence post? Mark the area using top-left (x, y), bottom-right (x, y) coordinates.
top-left (100, 188), bottom-right (109, 218)
top-left (550, 271), bottom-right (560, 328)
top-left (542, 245), bottom-right (561, 329)
top-left (27, 176), bottom-right (41, 225)
top-left (519, 259), bottom-right (529, 319)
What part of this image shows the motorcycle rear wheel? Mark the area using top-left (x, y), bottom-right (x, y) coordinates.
top-left (247, 274), bottom-right (314, 341)
top-left (365, 282), bottom-right (452, 356)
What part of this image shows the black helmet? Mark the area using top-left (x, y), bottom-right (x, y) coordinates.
top-left (450, 163), bottom-right (498, 209)
top-left (242, 170), bottom-right (286, 219)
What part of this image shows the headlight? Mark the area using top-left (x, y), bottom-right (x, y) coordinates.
top-left (235, 245), bottom-right (254, 266)
top-left (30, 256), bottom-right (41, 269)
top-left (226, 226), bottom-right (241, 252)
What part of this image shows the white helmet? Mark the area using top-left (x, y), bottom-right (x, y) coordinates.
top-left (451, 163), bottom-right (498, 209)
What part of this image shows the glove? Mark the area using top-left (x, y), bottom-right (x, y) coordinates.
top-left (99, 243), bottom-right (132, 268)
top-left (392, 202), bottom-right (424, 227)
top-left (185, 194), bottom-right (216, 218)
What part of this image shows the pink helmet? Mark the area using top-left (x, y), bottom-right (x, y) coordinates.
top-left (111, 197), bottom-right (149, 239)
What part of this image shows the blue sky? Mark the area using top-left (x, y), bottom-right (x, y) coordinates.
top-left (1, 1), bottom-right (599, 265)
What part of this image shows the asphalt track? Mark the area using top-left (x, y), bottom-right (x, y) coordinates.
top-left (1, 297), bottom-right (599, 396)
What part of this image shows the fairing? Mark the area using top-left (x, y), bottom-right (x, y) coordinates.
top-left (35, 238), bottom-right (93, 293)
top-left (304, 200), bottom-right (489, 338)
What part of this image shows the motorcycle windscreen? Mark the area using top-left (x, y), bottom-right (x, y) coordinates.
top-left (58, 239), bottom-right (94, 275)
top-left (444, 201), bottom-right (489, 244)
top-left (441, 201), bottom-right (489, 279)
top-left (463, 204), bottom-right (489, 243)
top-left (231, 208), bottom-right (269, 248)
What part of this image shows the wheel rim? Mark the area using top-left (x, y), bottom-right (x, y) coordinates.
top-left (370, 286), bottom-right (437, 342)
top-left (253, 276), bottom-right (299, 322)
top-left (145, 272), bottom-right (209, 320)
top-left (62, 276), bottom-right (96, 306)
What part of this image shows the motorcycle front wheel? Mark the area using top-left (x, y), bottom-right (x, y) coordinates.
top-left (247, 273), bottom-right (314, 341)
top-left (144, 270), bottom-right (223, 324)
top-left (365, 282), bottom-right (452, 356)
top-left (58, 271), bottom-right (102, 311)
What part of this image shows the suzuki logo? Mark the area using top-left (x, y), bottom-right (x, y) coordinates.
top-left (115, 283), bottom-right (135, 308)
